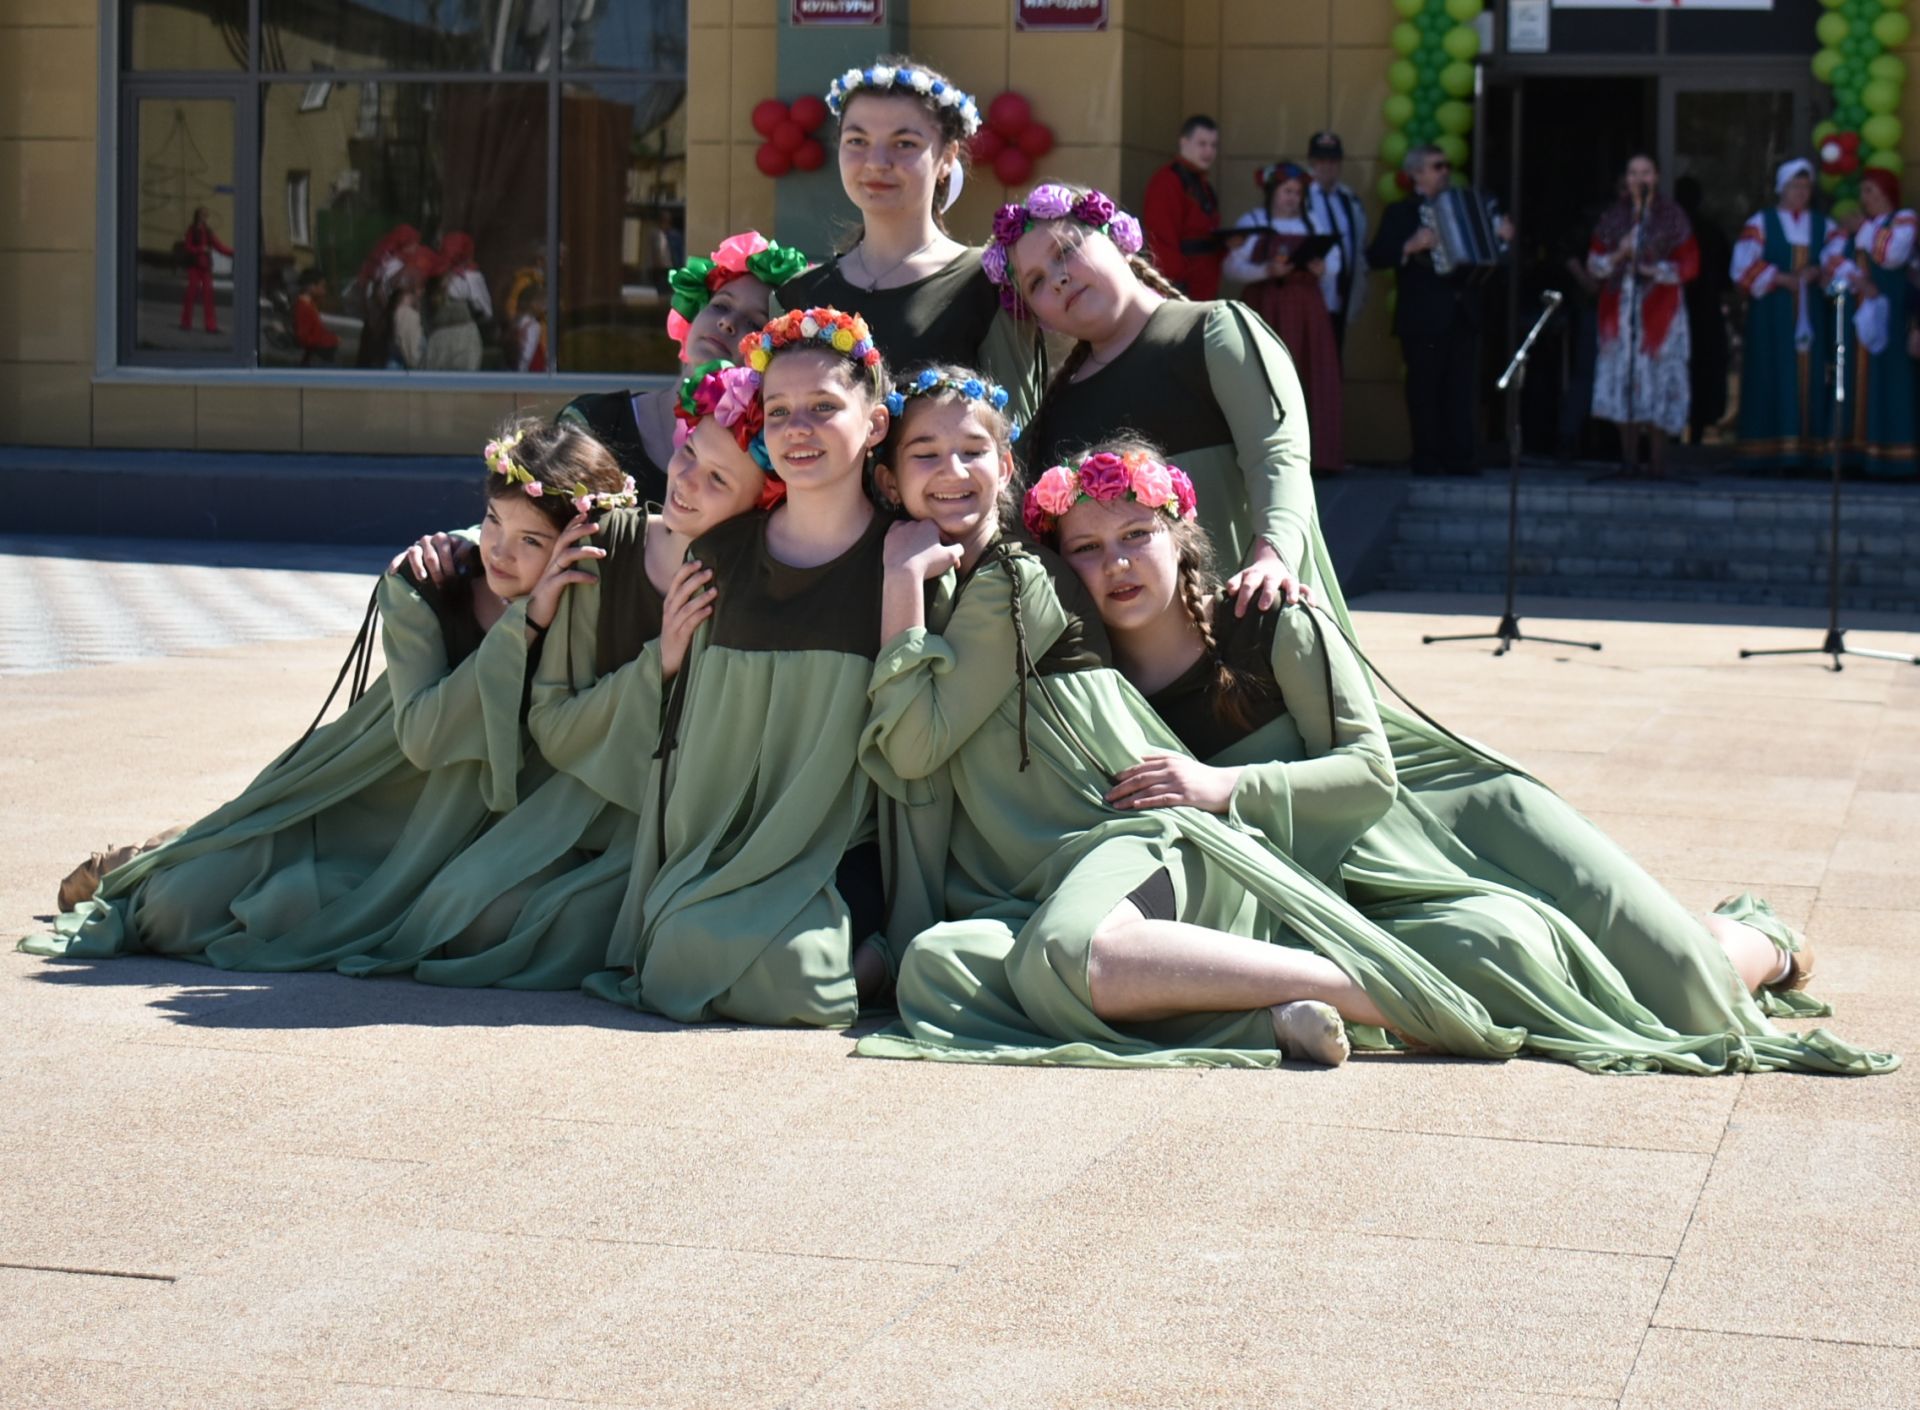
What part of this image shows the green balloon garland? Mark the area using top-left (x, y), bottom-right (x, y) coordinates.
top-left (1379, 0), bottom-right (1483, 204)
top-left (1810, 0), bottom-right (1908, 214)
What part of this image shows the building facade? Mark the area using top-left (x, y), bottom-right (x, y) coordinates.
top-left (2, 0), bottom-right (1912, 463)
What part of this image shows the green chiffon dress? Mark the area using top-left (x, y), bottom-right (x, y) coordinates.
top-left (1141, 599), bottom-right (1895, 1075)
top-left (856, 539), bottom-right (1535, 1069)
top-left (19, 566), bottom-right (540, 969)
top-left (335, 509), bottom-right (664, 989)
top-left (583, 509), bottom-right (906, 1027)
top-left (774, 249), bottom-right (1047, 425)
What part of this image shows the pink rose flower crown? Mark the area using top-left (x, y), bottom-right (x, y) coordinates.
top-left (1021, 447), bottom-right (1197, 542)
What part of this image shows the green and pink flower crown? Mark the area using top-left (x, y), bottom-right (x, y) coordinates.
top-left (983, 184), bottom-right (1145, 314)
top-left (1022, 448), bottom-right (1197, 540)
top-left (485, 430), bottom-right (639, 514)
top-left (740, 306), bottom-right (883, 375)
top-left (665, 232), bottom-right (809, 358)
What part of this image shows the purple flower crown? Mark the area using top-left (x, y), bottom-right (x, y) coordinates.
top-left (981, 184), bottom-right (1145, 314)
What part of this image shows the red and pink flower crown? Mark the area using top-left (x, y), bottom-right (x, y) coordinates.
top-left (741, 306), bottom-right (882, 374)
top-left (673, 359), bottom-right (784, 510)
top-left (1021, 448), bottom-right (1197, 540)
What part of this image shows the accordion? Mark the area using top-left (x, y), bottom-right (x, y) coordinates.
top-left (1421, 188), bottom-right (1507, 283)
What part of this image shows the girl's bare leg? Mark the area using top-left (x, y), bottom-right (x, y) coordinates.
top-left (1701, 912), bottom-right (1792, 993)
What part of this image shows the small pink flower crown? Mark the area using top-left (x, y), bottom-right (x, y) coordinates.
top-left (1021, 448), bottom-right (1197, 541)
top-left (484, 431), bottom-right (638, 515)
top-left (982, 184), bottom-right (1146, 315)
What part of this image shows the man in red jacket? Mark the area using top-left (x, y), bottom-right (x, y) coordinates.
top-left (1141, 115), bottom-right (1222, 299)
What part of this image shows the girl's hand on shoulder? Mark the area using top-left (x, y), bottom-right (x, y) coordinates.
top-left (390, 531), bottom-right (472, 585)
top-left (1106, 753), bottom-right (1242, 815)
top-left (1225, 541), bottom-right (1310, 616)
top-left (526, 514), bottom-right (606, 631)
top-left (659, 558), bottom-right (716, 681)
top-left (884, 518), bottom-right (964, 582)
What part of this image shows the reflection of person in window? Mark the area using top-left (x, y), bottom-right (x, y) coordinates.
top-left (180, 206), bottom-right (232, 334)
top-left (386, 283), bottom-right (425, 370)
top-left (353, 224), bottom-right (424, 368)
top-left (294, 268), bottom-right (340, 365)
top-left (512, 287), bottom-right (548, 372)
top-left (424, 231), bottom-right (492, 371)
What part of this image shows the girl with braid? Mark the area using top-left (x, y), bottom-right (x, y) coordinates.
top-left (862, 399), bottom-right (1532, 1068)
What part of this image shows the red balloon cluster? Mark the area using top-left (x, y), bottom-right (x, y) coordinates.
top-left (753, 94), bottom-right (831, 178)
top-left (969, 92), bottom-right (1055, 189)
top-left (1819, 130), bottom-right (1862, 176)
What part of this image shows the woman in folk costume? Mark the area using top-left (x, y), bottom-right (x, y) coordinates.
top-left (337, 365), bottom-right (780, 989)
top-left (585, 308), bottom-right (912, 1027)
top-left (1823, 167), bottom-right (1918, 479)
top-left (1223, 160), bottom-right (1344, 472)
top-left (1731, 159), bottom-right (1835, 471)
top-left (1588, 154), bottom-right (1698, 480)
top-left (562, 232), bottom-right (809, 504)
top-left (774, 57), bottom-right (1046, 425)
top-left (423, 232), bottom-right (494, 372)
top-left (20, 423), bottom-right (636, 969)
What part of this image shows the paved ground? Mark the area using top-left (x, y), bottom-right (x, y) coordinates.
top-left (1, 562), bottom-right (1915, 1408)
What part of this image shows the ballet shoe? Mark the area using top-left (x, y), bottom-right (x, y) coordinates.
top-left (1271, 1000), bottom-right (1350, 1067)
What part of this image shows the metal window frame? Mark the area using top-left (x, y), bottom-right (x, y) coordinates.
top-left (100, 0), bottom-right (688, 387)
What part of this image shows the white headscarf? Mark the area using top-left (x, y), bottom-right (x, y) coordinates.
top-left (1775, 158), bottom-right (1814, 193)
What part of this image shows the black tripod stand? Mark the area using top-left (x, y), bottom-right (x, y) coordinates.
top-left (1738, 279), bottom-right (1920, 673)
top-left (1425, 291), bottom-right (1604, 657)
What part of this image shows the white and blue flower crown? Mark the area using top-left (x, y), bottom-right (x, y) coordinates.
top-left (825, 64), bottom-right (981, 138)
top-left (885, 369), bottom-right (1020, 442)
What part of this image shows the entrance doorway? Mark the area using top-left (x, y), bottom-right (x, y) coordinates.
top-left (1480, 62), bottom-right (1814, 461)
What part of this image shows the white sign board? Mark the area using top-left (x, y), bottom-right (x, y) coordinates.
top-left (1509, 0), bottom-right (1549, 52)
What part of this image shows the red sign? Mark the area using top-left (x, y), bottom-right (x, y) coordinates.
top-left (1016, 0), bottom-right (1107, 29)
top-left (790, 0), bottom-right (884, 23)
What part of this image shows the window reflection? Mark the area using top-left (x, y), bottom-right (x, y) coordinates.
top-left (558, 80), bottom-right (686, 373)
top-left (133, 98), bottom-right (239, 355)
top-left (559, 0), bottom-right (687, 73)
top-left (261, 0), bottom-right (550, 74)
top-left (258, 82), bottom-right (548, 370)
top-left (124, 0), bottom-right (247, 72)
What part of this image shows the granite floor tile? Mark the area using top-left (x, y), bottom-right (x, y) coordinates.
top-left (1620, 1328), bottom-right (1920, 1409)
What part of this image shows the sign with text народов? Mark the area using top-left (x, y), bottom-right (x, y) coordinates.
top-left (1550, 1), bottom-right (1772, 9)
top-left (1016, 0), bottom-right (1108, 30)
top-left (790, 0), bottom-right (884, 24)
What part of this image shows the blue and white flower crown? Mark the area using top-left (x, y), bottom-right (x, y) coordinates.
top-left (884, 368), bottom-right (1021, 442)
top-left (825, 64), bottom-right (981, 138)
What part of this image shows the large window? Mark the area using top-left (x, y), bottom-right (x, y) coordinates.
top-left (118, 0), bottom-right (687, 376)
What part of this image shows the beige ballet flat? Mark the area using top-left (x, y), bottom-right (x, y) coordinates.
top-left (1272, 1000), bottom-right (1350, 1067)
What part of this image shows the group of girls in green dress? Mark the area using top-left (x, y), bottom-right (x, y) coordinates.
top-left (25, 57), bottom-right (1894, 1076)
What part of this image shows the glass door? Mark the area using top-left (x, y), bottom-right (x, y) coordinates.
top-left (121, 90), bottom-right (254, 365)
top-left (1660, 71), bottom-right (1810, 252)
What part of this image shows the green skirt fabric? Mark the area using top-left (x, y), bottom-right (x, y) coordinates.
top-left (19, 574), bottom-right (535, 969)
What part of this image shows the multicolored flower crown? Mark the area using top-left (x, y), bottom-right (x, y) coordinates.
top-left (672, 360), bottom-right (782, 510)
top-left (666, 232), bottom-right (809, 355)
top-left (1021, 448), bottom-right (1197, 541)
top-left (485, 430), bottom-right (640, 515)
top-left (741, 306), bottom-right (883, 375)
top-left (983, 184), bottom-right (1146, 313)
top-left (1255, 161), bottom-right (1309, 193)
top-left (884, 369), bottom-right (1020, 442)
top-left (825, 63), bottom-right (980, 138)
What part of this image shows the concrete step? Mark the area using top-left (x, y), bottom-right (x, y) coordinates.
top-left (1390, 513), bottom-right (1920, 559)
top-left (1387, 545), bottom-right (1920, 591)
top-left (1401, 478), bottom-right (1920, 527)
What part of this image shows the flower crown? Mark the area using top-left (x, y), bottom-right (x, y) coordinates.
top-left (1021, 448), bottom-right (1197, 540)
top-left (485, 430), bottom-right (640, 515)
top-left (884, 369), bottom-right (1021, 442)
top-left (1256, 161), bottom-right (1309, 193)
top-left (672, 360), bottom-right (784, 509)
top-left (666, 232), bottom-right (809, 354)
top-left (741, 306), bottom-right (883, 375)
top-left (825, 63), bottom-right (980, 138)
top-left (983, 185), bottom-right (1145, 313)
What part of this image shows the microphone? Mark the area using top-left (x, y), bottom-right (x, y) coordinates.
top-left (1542, 289), bottom-right (1564, 309)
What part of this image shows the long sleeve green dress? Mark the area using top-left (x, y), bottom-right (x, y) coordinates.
top-left (1139, 599), bottom-right (1896, 1075)
top-left (335, 509), bottom-right (665, 989)
top-left (582, 509), bottom-right (908, 1027)
top-left (855, 537), bottom-right (1536, 1068)
top-left (19, 565), bottom-right (538, 968)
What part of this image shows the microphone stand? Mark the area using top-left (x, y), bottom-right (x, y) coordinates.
top-left (1425, 291), bottom-right (1604, 656)
top-left (1738, 277), bottom-right (1920, 672)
